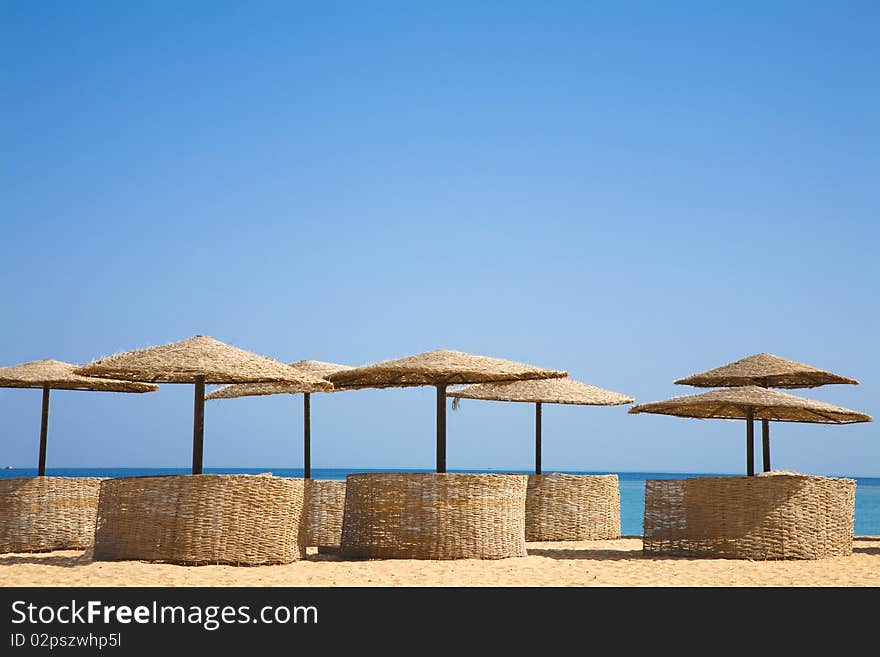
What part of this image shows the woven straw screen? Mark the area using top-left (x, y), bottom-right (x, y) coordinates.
top-left (0, 477), bottom-right (103, 553)
top-left (340, 473), bottom-right (528, 560)
top-left (301, 479), bottom-right (346, 548)
top-left (525, 474), bottom-right (620, 541)
top-left (642, 474), bottom-right (855, 560)
top-left (93, 474), bottom-right (305, 565)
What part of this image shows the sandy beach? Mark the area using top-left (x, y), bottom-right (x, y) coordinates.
top-left (2, 537), bottom-right (878, 587)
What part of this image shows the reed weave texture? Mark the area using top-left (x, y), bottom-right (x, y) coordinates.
top-left (340, 473), bottom-right (528, 559)
top-left (0, 477), bottom-right (103, 553)
top-left (93, 474), bottom-right (305, 565)
top-left (525, 474), bottom-right (621, 541)
top-left (301, 479), bottom-right (346, 548)
top-left (642, 474), bottom-right (855, 559)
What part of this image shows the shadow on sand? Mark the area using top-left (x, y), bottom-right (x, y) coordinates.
top-left (526, 537), bottom-right (653, 561)
top-left (0, 550), bottom-right (93, 567)
top-left (531, 537), bottom-right (880, 560)
top-left (526, 547), bottom-right (645, 561)
top-left (852, 537), bottom-right (880, 555)
top-left (2, 538), bottom-right (877, 564)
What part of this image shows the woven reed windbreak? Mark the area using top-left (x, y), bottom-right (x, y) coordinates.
top-left (525, 474), bottom-right (620, 541)
top-left (301, 479), bottom-right (346, 548)
top-left (93, 474), bottom-right (305, 565)
top-left (0, 477), bottom-right (103, 553)
top-left (642, 474), bottom-right (855, 560)
top-left (340, 473), bottom-right (528, 560)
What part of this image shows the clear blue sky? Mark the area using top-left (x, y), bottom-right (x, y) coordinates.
top-left (1, 1), bottom-right (877, 475)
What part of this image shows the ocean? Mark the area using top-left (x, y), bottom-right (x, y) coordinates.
top-left (3, 468), bottom-right (878, 536)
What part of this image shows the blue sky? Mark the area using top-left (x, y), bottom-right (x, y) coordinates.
top-left (1, 1), bottom-right (878, 475)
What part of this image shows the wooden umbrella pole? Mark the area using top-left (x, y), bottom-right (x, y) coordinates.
top-left (436, 384), bottom-right (447, 473)
top-left (37, 385), bottom-right (50, 477)
top-left (535, 402), bottom-right (542, 475)
top-left (303, 392), bottom-right (311, 480)
top-left (757, 381), bottom-right (771, 473)
top-left (192, 376), bottom-right (206, 475)
top-left (745, 407), bottom-right (755, 476)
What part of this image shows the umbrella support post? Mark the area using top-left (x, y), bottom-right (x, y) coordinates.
top-left (746, 409), bottom-right (755, 476)
top-left (303, 393), bottom-right (311, 480)
top-left (762, 419), bottom-right (771, 472)
top-left (37, 385), bottom-right (50, 477)
top-left (192, 376), bottom-right (205, 475)
top-left (535, 402), bottom-right (542, 475)
top-left (436, 384), bottom-right (447, 473)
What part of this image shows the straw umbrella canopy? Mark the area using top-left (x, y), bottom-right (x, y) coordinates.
top-left (0, 360), bottom-right (157, 476)
top-left (447, 377), bottom-right (633, 474)
top-left (73, 336), bottom-right (331, 474)
top-left (674, 353), bottom-right (859, 389)
top-left (674, 353), bottom-right (859, 472)
top-left (325, 350), bottom-right (567, 472)
top-left (206, 360), bottom-right (352, 478)
top-left (629, 386), bottom-right (872, 475)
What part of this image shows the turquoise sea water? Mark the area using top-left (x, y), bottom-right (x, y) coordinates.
top-left (3, 468), bottom-right (878, 537)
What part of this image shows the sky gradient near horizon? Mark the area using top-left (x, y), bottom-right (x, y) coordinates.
top-left (2, 2), bottom-right (878, 475)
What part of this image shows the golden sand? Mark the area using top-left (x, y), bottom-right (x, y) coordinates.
top-left (1, 537), bottom-right (878, 587)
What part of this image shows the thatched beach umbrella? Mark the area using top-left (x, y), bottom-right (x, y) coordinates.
top-left (73, 336), bottom-right (331, 474)
top-left (0, 360), bottom-right (157, 475)
top-left (675, 353), bottom-right (859, 471)
top-left (629, 386), bottom-right (872, 475)
top-left (447, 378), bottom-right (633, 474)
top-left (326, 350), bottom-right (567, 472)
top-left (674, 353), bottom-right (859, 389)
top-left (206, 360), bottom-right (352, 478)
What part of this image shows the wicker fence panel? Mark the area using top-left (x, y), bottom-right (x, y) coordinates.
top-left (93, 474), bottom-right (305, 565)
top-left (301, 479), bottom-right (346, 548)
top-left (341, 473), bottom-right (528, 560)
top-left (0, 477), bottom-right (103, 553)
top-left (643, 475), bottom-right (855, 560)
top-left (526, 473), bottom-right (620, 541)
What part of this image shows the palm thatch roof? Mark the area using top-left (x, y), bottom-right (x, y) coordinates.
top-left (73, 336), bottom-right (334, 387)
top-left (325, 350), bottom-right (567, 389)
top-left (206, 360), bottom-right (351, 400)
top-left (674, 353), bottom-right (858, 389)
top-left (288, 360), bottom-right (353, 379)
top-left (629, 386), bottom-right (872, 424)
top-left (447, 377), bottom-right (633, 406)
top-left (0, 359), bottom-right (157, 393)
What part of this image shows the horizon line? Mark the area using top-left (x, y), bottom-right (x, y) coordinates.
top-left (5, 465), bottom-right (879, 479)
